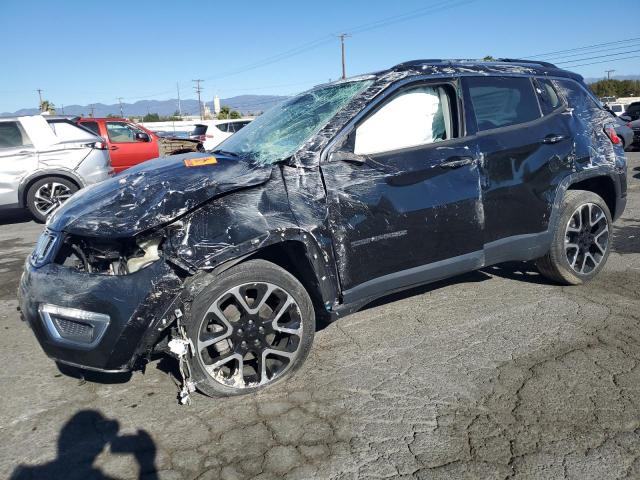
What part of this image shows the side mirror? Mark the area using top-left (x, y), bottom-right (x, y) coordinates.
top-left (135, 132), bottom-right (150, 142)
top-left (329, 150), bottom-right (365, 165)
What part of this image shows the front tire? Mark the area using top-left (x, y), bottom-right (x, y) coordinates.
top-left (26, 177), bottom-right (78, 222)
top-left (536, 190), bottom-right (612, 285)
top-left (184, 259), bottom-right (315, 397)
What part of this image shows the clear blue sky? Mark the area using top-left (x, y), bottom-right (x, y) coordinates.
top-left (1, 0), bottom-right (639, 111)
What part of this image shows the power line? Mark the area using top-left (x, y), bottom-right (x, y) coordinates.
top-left (539, 41), bottom-right (640, 61)
top-left (556, 49), bottom-right (640, 65)
top-left (557, 54), bottom-right (640, 69)
top-left (200, 0), bottom-right (478, 82)
top-left (527, 36), bottom-right (640, 58)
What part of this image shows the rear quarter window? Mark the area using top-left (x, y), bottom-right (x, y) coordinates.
top-left (80, 121), bottom-right (100, 135)
top-left (466, 76), bottom-right (541, 132)
top-left (552, 79), bottom-right (602, 116)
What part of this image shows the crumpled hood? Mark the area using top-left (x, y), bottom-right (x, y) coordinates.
top-left (48, 152), bottom-right (273, 237)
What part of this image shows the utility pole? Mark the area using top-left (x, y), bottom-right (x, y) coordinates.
top-left (89, 104), bottom-right (95, 117)
top-left (116, 97), bottom-right (124, 117)
top-left (36, 89), bottom-right (43, 111)
top-left (605, 69), bottom-right (615, 80)
top-left (193, 79), bottom-right (204, 120)
top-left (60, 104), bottom-right (65, 115)
top-left (176, 82), bottom-right (182, 117)
top-left (337, 34), bottom-right (351, 79)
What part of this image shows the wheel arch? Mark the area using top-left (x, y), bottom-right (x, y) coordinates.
top-left (566, 174), bottom-right (617, 219)
top-left (19, 170), bottom-right (84, 207)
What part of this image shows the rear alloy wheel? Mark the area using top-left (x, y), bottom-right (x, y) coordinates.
top-left (536, 190), bottom-right (612, 285)
top-left (564, 203), bottom-right (609, 275)
top-left (185, 260), bottom-right (315, 397)
top-left (26, 177), bottom-right (78, 222)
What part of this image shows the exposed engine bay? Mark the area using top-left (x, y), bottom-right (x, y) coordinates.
top-left (54, 235), bottom-right (162, 275)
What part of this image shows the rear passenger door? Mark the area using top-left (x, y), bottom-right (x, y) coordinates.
top-left (462, 76), bottom-right (573, 262)
top-left (0, 121), bottom-right (38, 206)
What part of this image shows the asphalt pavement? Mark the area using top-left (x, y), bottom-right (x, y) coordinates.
top-left (1, 153), bottom-right (639, 480)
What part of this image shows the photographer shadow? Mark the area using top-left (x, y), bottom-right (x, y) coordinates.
top-left (10, 410), bottom-right (157, 480)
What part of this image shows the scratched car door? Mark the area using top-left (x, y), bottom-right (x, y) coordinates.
top-left (322, 79), bottom-right (483, 301)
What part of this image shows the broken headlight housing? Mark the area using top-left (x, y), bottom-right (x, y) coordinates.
top-left (53, 233), bottom-right (163, 275)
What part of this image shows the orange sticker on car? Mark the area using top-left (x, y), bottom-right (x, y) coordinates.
top-left (184, 156), bottom-right (218, 167)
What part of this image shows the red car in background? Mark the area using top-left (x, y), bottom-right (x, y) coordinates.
top-left (77, 118), bottom-right (203, 173)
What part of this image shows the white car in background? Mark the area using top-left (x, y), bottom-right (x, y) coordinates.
top-left (191, 119), bottom-right (252, 150)
top-left (608, 103), bottom-right (628, 116)
top-left (0, 115), bottom-right (112, 222)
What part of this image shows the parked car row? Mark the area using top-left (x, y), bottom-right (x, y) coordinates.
top-left (190, 119), bottom-right (252, 150)
top-left (0, 115), bottom-right (214, 221)
top-left (77, 117), bottom-right (203, 173)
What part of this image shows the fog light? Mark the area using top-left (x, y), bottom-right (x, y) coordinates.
top-left (39, 304), bottom-right (110, 349)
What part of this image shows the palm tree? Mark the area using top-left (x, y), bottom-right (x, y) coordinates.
top-left (40, 100), bottom-right (56, 114)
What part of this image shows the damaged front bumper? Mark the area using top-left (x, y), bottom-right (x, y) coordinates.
top-left (18, 243), bottom-right (183, 372)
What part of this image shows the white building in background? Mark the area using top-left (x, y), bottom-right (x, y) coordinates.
top-left (213, 95), bottom-right (221, 116)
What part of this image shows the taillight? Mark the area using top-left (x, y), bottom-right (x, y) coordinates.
top-left (604, 125), bottom-right (621, 145)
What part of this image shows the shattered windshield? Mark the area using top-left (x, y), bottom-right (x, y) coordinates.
top-left (216, 79), bottom-right (373, 165)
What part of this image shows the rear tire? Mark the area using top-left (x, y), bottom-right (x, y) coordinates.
top-left (26, 177), bottom-right (78, 223)
top-left (536, 190), bottom-right (612, 285)
top-left (184, 259), bottom-right (315, 397)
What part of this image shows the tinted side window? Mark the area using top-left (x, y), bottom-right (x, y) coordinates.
top-left (192, 125), bottom-right (207, 136)
top-left (354, 84), bottom-right (456, 155)
top-left (534, 78), bottom-right (562, 115)
top-left (216, 123), bottom-right (229, 133)
top-left (466, 77), bottom-right (541, 131)
top-left (626, 103), bottom-right (640, 114)
top-left (81, 121), bottom-right (100, 135)
top-left (106, 122), bottom-right (143, 142)
top-left (0, 121), bottom-right (32, 149)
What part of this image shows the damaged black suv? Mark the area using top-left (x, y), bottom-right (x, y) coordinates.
top-left (19, 59), bottom-right (627, 398)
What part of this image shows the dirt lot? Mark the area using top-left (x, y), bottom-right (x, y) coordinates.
top-left (1, 153), bottom-right (639, 480)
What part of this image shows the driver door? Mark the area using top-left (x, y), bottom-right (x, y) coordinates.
top-left (105, 121), bottom-right (158, 172)
top-left (321, 79), bottom-right (484, 303)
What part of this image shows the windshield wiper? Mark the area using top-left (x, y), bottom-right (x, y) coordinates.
top-left (212, 149), bottom-right (240, 157)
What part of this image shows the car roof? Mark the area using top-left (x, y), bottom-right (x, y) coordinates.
top-left (318, 58), bottom-right (583, 89)
top-left (77, 117), bottom-right (128, 122)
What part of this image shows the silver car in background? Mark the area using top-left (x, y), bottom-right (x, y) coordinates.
top-left (0, 115), bottom-right (112, 221)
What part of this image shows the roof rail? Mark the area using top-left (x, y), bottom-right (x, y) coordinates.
top-left (496, 58), bottom-right (558, 68)
top-left (392, 58), bottom-right (558, 70)
top-left (392, 59), bottom-right (448, 69)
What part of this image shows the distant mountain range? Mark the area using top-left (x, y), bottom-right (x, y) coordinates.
top-left (2, 95), bottom-right (288, 117)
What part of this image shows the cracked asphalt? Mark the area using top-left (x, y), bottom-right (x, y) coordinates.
top-left (1, 152), bottom-right (639, 480)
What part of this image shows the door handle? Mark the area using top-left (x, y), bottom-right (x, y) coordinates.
top-left (543, 134), bottom-right (567, 144)
top-left (440, 156), bottom-right (475, 169)
top-left (110, 146), bottom-right (119, 151)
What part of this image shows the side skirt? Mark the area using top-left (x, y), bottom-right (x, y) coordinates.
top-left (334, 231), bottom-right (551, 318)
